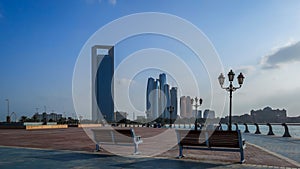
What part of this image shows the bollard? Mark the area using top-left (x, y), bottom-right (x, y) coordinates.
top-left (178, 124), bottom-right (181, 128)
top-left (244, 123), bottom-right (250, 133)
top-left (254, 123), bottom-right (261, 134)
top-left (234, 123), bottom-right (239, 131)
top-left (267, 123), bottom-right (274, 135)
top-left (282, 123), bottom-right (291, 137)
top-left (226, 123), bottom-right (230, 131)
top-left (184, 123), bottom-right (186, 128)
top-left (218, 123), bottom-right (223, 131)
top-left (189, 123), bottom-right (191, 129)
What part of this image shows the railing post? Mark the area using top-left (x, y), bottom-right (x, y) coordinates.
top-left (267, 123), bottom-right (274, 135)
top-left (234, 123), bottom-right (239, 131)
top-left (218, 123), bottom-right (223, 131)
top-left (254, 123), bottom-right (261, 134)
top-left (184, 123), bottom-right (186, 128)
top-left (226, 123), bottom-right (229, 131)
top-left (282, 123), bottom-right (291, 137)
top-left (244, 123), bottom-right (249, 133)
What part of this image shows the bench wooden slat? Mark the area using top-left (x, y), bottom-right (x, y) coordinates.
top-left (176, 129), bottom-right (246, 163)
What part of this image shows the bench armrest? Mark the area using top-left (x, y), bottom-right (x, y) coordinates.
top-left (135, 135), bottom-right (142, 142)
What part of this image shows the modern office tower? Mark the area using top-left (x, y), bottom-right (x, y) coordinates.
top-left (163, 84), bottom-right (170, 119)
top-left (91, 45), bottom-right (114, 122)
top-left (186, 96), bottom-right (193, 118)
top-left (153, 79), bottom-right (160, 119)
top-left (180, 96), bottom-right (187, 118)
top-left (159, 73), bottom-right (166, 117)
top-left (146, 77), bottom-right (155, 120)
top-left (170, 87), bottom-right (178, 120)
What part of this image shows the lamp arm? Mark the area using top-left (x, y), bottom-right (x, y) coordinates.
top-left (233, 85), bottom-right (242, 90)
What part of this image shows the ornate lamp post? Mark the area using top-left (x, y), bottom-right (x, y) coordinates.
top-left (167, 105), bottom-right (174, 128)
top-left (5, 99), bottom-right (10, 123)
top-left (218, 70), bottom-right (244, 131)
top-left (191, 97), bottom-right (203, 131)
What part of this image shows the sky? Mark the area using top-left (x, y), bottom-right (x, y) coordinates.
top-left (1, 0), bottom-right (300, 121)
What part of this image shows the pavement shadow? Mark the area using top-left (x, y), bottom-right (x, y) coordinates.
top-left (113, 158), bottom-right (228, 169)
top-left (29, 152), bottom-right (111, 162)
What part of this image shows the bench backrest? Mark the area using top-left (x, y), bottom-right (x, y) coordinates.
top-left (176, 129), bottom-right (242, 148)
top-left (92, 128), bottom-right (134, 144)
top-left (176, 130), bottom-right (206, 146)
top-left (208, 130), bottom-right (240, 148)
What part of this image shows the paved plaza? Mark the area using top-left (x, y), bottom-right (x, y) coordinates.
top-left (0, 127), bottom-right (299, 169)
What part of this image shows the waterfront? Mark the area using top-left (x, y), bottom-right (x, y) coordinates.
top-left (169, 124), bottom-right (300, 138)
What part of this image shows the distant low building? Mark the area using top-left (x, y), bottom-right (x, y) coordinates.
top-left (33, 112), bottom-right (63, 122)
top-left (250, 106), bottom-right (287, 123)
top-left (203, 109), bottom-right (215, 119)
top-left (136, 116), bottom-right (146, 123)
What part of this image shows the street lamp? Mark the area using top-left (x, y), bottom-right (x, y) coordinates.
top-left (167, 106), bottom-right (174, 128)
top-left (191, 97), bottom-right (203, 131)
top-left (218, 69), bottom-right (244, 131)
top-left (5, 99), bottom-right (10, 123)
top-left (5, 99), bottom-right (9, 116)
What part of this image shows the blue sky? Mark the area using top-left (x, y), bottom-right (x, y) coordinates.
top-left (1, 0), bottom-right (300, 120)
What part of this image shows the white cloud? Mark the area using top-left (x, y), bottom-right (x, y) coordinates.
top-left (260, 40), bottom-right (300, 69)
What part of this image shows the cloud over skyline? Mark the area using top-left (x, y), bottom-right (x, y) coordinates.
top-left (260, 41), bottom-right (300, 69)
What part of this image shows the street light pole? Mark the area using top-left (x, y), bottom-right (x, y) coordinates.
top-left (167, 106), bottom-right (174, 128)
top-left (191, 97), bottom-right (203, 131)
top-left (218, 70), bottom-right (244, 131)
top-left (5, 99), bottom-right (9, 117)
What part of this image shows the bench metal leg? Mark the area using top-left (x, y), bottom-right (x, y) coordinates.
top-left (95, 144), bottom-right (100, 151)
top-left (133, 143), bottom-right (141, 155)
top-left (177, 145), bottom-right (184, 158)
top-left (240, 149), bottom-right (245, 164)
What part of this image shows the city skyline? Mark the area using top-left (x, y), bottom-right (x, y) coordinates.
top-left (1, 1), bottom-right (300, 121)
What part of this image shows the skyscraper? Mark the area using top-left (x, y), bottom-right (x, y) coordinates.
top-left (180, 96), bottom-right (187, 118)
top-left (146, 77), bottom-right (155, 120)
top-left (163, 84), bottom-right (170, 118)
top-left (186, 96), bottom-right (193, 118)
top-left (153, 79), bottom-right (161, 119)
top-left (159, 73), bottom-right (166, 118)
top-left (170, 87), bottom-right (178, 120)
top-left (91, 45), bottom-right (114, 122)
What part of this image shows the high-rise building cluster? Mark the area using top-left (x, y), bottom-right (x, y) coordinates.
top-left (146, 73), bottom-right (177, 120)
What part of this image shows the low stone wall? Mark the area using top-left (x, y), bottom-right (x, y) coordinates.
top-left (78, 124), bottom-right (102, 128)
top-left (26, 125), bottom-right (68, 130)
top-left (0, 125), bottom-right (26, 129)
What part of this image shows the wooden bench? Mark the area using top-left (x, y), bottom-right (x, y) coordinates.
top-left (92, 128), bottom-right (143, 155)
top-left (176, 129), bottom-right (246, 163)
